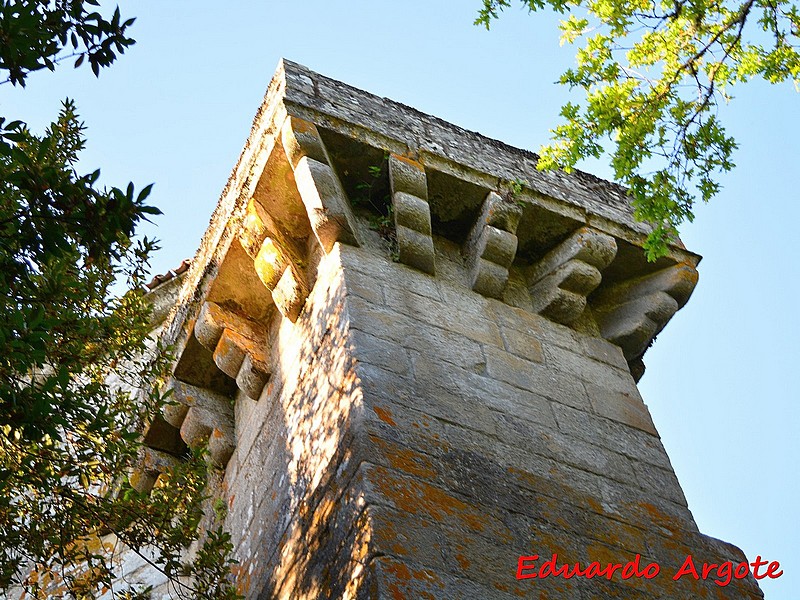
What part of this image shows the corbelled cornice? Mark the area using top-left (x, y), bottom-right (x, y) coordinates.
top-left (132, 60), bottom-right (701, 487)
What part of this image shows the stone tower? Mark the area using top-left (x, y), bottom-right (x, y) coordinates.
top-left (137, 60), bottom-right (763, 598)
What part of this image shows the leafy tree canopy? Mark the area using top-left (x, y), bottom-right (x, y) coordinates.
top-left (0, 2), bottom-right (239, 597)
top-left (477, 0), bottom-right (799, 259)
top-left (0, 0), bottom-right (135, 85)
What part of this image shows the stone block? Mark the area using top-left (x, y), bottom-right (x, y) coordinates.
top-left (465, 192), bottom-right (521, 299)
top-left (280, 115), bottom-right (328, 168)
top-left (483, 191), bottom-right (523, 233)
top-left (129, 447), bottom-right (180, 494)
top-left (236, 353), bottom-right (270, 400)
top-left (252, 236), bottom-right (285, 291)
top-left (491, 301), bottom-right (583, 351)
top-left (194, 301), bottom-right (269, 354)
top-left (404, 326), bottom-right (485, 372)
top-left (632, 460), bottom-right (688, 506)
top-left (594, 262), bottom-right (699, 309)
top-left (342, 266), bottom-right (384, 304)
top-left (598, 292), bottom-right (679, 360)
top-left (395, 223), bottom-right (436, 274)
top-left (213, 329), bottom-right (248, 379)
top-left (468, 257), bottom-right (504, 299)
top-left (389, 154), bottom-right (435, 275)
top-left (550, 403), bottom-right (670, 468)
top-left (387, 155), bottom-right (428, 199)
top-left (478, 226), bottom-right (518, 268)
top-left (492, 411), bottom-right (636, 484)
top-left (163, 380), bottom-right (232, 428)
top-left (582, 335), bottom-right (630, 371)
top-left (594, 263), bottom-right (699, 360)
top-left (498, 324), bottom-right (545, 363)
top-left (350, 329), bottom-right (410, 375)
top-left (528, 227), bottom-right (618, 284)
top-left (271, 265), bottom-right (308, 322)
top-left (543, 342), bottom-right (639, 396)
top-left (340, 245), bottom-right (441, 301)
top-left (586, 382), bottom-right (657, 435)
top-left (180, 405), bottom-right (233, 450)
top-left (293, 156), bottom-right (360, 252)
top-left (393, 191), bottom-right (432, 235)
top-left (239, 199), bottom-right (270, 260)
top-left (383, 284), bottom-right (503, 347)
top-left (527, 227), bottom-right (617, 325)
top-left (484, 345), bottom-right (587, 407)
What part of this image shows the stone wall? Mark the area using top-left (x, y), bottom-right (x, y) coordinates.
top-left (112, 60), bottom-right (762, 599)
top-left (215, 238), bottom-right (761, 599)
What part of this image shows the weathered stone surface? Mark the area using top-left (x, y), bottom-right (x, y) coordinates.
top-left (192, 302), bottom-right (271, 399)
top-left (271, 264), bottom-right (308, 322)
top-left (252, 236), bottom-right (285, 290)
top-left (280, 60), bottom-right (656, 242)
top-left (109, 62), bottom-right (759, 600)
top-left (213, 328), bottom-right (248, 378)
top-left (180, 404), bottom-right (235, 467)
top-left (282, 116), bottom-right (360, 252)
top-left (528, 226), bottom-right (617, 325)
top-left (392, 191), bottom-right (431, 235)
top-left (236, 353), bottom-right (270, 400)
top-left (586, 382), bottom-right (657, 435)
top-left (129, 447), bottom-right (180, 494)
top-left (465, 191), bottom-right (522, 299)
top-left (594, 263), bottom-right (699, 361)
top-left (162, 380), bottom-right (233, 428)
top-left (388, 154), bottom-right (428, 200)
top-left (194, 301), bottom-right (269, 353)
top-left (281, 115), bottom-right (328, 168)
top-left (389, 155), bottom-right (435, 275)
top-left (293, 156), bottom-right (359, 251)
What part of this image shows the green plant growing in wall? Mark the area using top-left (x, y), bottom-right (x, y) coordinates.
top-left (353, 157), bottom-right (400, 261)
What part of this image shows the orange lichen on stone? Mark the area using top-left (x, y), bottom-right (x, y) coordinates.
top-left (373, 405), bottom-right (397, 426)
top-left (370, 435), bottom-right (438, 480)
top-left (231, 563), bottom-right (253, 595)
top-left (637, 501), bottom-right (682, 535)
top-left (374, 467), bottom-right (488, 533)
top-left (383, 559), bottom-right (442, 600)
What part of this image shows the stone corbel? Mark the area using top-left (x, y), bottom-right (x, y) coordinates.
top-left (592, 263), bottom-right (699, 361)
top-left (388, 154), bottom-right (435, 274)
top-left (527, 227), bottom-right (617, 325)
top-left (162, 380), bottom-right (236, 468)
top-left (128, 447), bottom-right (180, 494)
top-left (194, 302), bottom-right (271, 400)
top-left (239, 198), bottom-right (309, 322)
top-left (465, 191), bottom-right (522, 299)
top-left (281, 116), bottom-right (360, 252)
top-left (141, 416), bottom-right (185, 457)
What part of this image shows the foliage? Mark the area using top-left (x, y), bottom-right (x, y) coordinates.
top-left (111, 451), bottom-right (240, 600)
top-left (353, 158), bottom-right (400, 260)
top-left (0, 0), bottom-right (136, 85)
top-left (0, 2), bottom-right (240, 597)
top-left (477, 0), bottom-right (799, 259)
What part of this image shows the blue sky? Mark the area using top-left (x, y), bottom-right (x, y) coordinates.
top-left (3, 1), bottom-right (797, 597)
